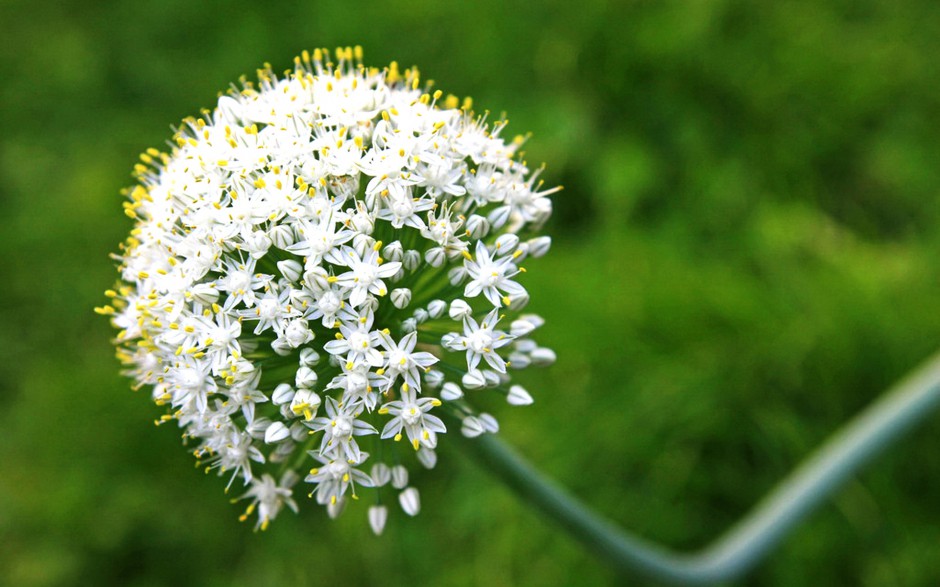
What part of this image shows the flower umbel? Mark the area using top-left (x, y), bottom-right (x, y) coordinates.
top-left (100, 47), bottom-right (557, 532)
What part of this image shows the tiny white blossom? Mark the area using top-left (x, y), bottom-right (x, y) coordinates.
top-left (445, 309), bottom-right (514, 373)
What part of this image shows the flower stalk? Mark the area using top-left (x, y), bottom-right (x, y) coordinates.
top-left (453, 349), bottom-right (940, 584)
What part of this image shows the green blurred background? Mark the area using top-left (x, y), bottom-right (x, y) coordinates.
top-left (4, 1), bottom-right (940, 585)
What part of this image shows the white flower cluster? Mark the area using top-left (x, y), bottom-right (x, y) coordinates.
top-left (100, 47), bottom-right (558, 532)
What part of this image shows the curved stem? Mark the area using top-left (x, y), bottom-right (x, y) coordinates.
top-left (451, 350), bottom-right (940, 584)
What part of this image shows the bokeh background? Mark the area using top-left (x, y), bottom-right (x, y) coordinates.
top-left (4, 1), bottom-right (940, 585)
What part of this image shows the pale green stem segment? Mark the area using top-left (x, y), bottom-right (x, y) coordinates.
top-left (452, 350), bottom-right (940, 584)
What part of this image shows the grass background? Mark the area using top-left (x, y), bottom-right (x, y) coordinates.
top-left (3, 1), bottom-right (940, 585)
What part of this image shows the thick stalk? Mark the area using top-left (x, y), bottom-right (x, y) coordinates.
top-left (451, 350), bottom-right (940, 584)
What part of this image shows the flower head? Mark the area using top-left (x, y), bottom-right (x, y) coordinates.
top-left (100, 47), bottom-right (557, 532)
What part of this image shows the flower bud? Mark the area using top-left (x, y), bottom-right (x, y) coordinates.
top-left (427, 299), bottom-right (446, 319)
top-left (264, 421), bottom-right (290, 444)
top-left (461, 370), bottom-right (486, 390)
top-left (269, 224), bottom-right (295, 249)
top-left (465, 214), bottom-right (489, 239)
top-left (507, 385), bottom-right (534, 406)
top-left (399, 487), bottom-right (420, 516)
top-left (295, 366), bottom-right (318, 389)
top-left (190, 284), bottom-right (219, 306)
top-left (494, 233), bottom-right (519, 254)
top-left (272, 383), bottom-right (295, 405)
top-left (425, 247), bottom-right (446, 267)
top-left (413, 308), bottom-right (429, 324)
top-left (284, 319), bottom-right (313, 348)
top-left (530, 347), bottom-right (557, 366)
top-left (368, 505), bottom-right (388, 536)
top-left (461, 416), bottom-right (485, 438)
top-left (447, 266), bottom-right (467, 286)
top-left (277, 259), bottom-right (303, 283)
top-left (482, 370), bottom-right (501, 387)
top-left (478, 413), bottom-right (500, 433)
top-left (371, 463), bottom-right (391, 487)
top-left (416, 447), bottom-right (437, 469)
top-left (271, 338), bottom-right (293, 356)
top-left (487, 204), bottom-right (511, 229)
top-left (299, 347), bottom-right (320, 367)
top-left (440, 382), bottom-right (464, 401)
top-left (449, 299), bottom-right (472, 320)
top-left (527, 236), bottom-right (551, 258)
top-left (402, 250), bottom-right (421, 271)
top-left (245, 231), bottom-right (272, 259)
top-left (390, 288), bottom-right (412, 309)
top-left (390, 465), bottom-right (409, 489)
top-left (303, 267), bottom-right (330, 292)
top-left (382, 241), bottom-right (403, 262)
top-left (424, 369), bottom-right (444, 389)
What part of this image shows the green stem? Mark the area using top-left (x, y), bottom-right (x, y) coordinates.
top-left (451, 349), bottom-right (940, 584)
